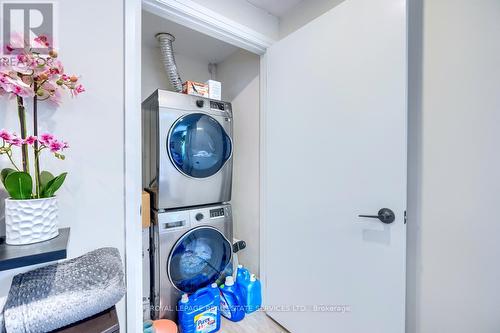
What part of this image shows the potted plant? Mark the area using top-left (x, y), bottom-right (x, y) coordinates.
top-left (0, 35), bottom-right (84, 245)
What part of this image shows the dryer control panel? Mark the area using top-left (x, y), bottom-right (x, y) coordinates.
top-left (210, 101), bottom-right (226, 111)
top-left (210, 207), bottom-right (225, 218)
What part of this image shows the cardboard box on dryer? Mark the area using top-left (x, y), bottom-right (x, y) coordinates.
top-left (182, 81), bottom-right (209, 97)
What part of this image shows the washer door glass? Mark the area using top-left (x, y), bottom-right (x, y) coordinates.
top-left (168, 227), bottom-right (232, 293)
top-left (168, 114), bottom-right (232, 178)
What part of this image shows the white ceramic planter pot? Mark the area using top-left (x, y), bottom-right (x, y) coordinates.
top-left (5, 197), bottom-right (59, 245)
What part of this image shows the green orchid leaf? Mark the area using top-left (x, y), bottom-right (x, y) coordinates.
top-left (41, 172), bottom-right (67, 198)
top-left (40, 171), bottom-right (55, 191)
top-left (54, 153), bottom-right (65, 160)
top-left (4, 172), bottom-right (32, 199)
top-left (1, 168), bottom-right (16, 186)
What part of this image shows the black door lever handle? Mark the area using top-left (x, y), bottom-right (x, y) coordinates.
top-left (358, 208), bottom-right (395, 224)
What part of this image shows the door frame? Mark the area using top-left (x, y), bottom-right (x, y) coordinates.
top-left (126, 1), bottom-right (408, 331)
top-left (125, 0), bottom-right (273, 331)
top-left (142, 0), bottom-right (275, 54)
top-left (124, 0), bottom-right (142, 332)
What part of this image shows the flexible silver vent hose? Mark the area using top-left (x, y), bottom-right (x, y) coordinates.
top-left (156, 33), bottom-right (183, 92)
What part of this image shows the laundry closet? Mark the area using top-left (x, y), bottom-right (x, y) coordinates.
top-left (141, 8), bottom-right (261, 323)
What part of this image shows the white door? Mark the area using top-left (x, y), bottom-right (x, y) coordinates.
top-left (263, 0), bottom-right (407, 332)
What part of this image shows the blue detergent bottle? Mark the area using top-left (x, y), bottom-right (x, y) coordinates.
top-left (178, 283), bottom-right (221, 333)
top-left (236, 265), bottom-right (250, 283)
top-left (245, 274), bottom-right (262, 313)
top-left (240, 274), bottom-right (262, 313)
top-left (219, 276), bottom-right (245, 322)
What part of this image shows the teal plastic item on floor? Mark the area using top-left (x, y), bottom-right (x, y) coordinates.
top-left (238, 273), bottom-right (262, 313)
top-left (219, 276), bottom-right (245, 322)
top-left (143, 320), bottom-right (155, 333)
top-left (178, 283), bottom-right (221, 333)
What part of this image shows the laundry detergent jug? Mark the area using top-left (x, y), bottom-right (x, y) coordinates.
top-left (239, 274), bottom-right (262, 313)
top-left (219, 276), bottom-right (245, 322)
top-left (235, 265), bottom-right (250, 283)
top-left (178, 283), bottom-right (221, 333)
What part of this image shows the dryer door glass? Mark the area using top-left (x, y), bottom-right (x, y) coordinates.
top-left (168, 113), bottom-right (232, 178)
top-left (168, 226), bottom-right (232, 293)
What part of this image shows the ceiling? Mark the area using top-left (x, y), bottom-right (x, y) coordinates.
top-left (246, 0), bottom-right (303, 17)
top-left (142, 11), bottom-right (239, 64)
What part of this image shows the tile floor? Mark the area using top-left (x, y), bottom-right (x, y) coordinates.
top-left (220, 311), bottom-right (288, 333)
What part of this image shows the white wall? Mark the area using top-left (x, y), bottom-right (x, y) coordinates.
top-left (407, 1), bottom-right (500, 332)
top-left (279, 0), bottom-right (346, 38)
top-left (217, 50), bottom-right (260, 102)
top-left (142, 45), bottom-right (212, 100)
top-left (0, 0), bottom-right (126, 327)
top-left (190, 0), bottom-right (279, 41)
top-left (216, 50), bottom-right (261, 275)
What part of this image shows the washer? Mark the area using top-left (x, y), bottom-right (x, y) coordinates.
top-left (151, 203), bottom-right (233, 320)
top-left (142, 89), bottom-right (233, 210)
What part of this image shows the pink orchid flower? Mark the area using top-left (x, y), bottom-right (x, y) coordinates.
top-left (0, 74), bottom-right (34, 97)
top-left (0, 74), bottom-right (12, 92)
top-left (16, 54), bottom-right (27, 63)
top-left (34, 35), bottom-right (51, 48)
top-left (47, 88), bottom-right (63, 107)
top-left (39, 133), bottom-right (55, 146)
top-left (0, 130), bottom-right (22, 146)
top-left (7, 136), bottom-right (23, 147)
top-left (51, 60), bottom-right (64, 75)
top-left (12, 85), bottom-right (30, 97)
top-left (0, 129), bottom-right (12, 141)
top-left (24, 135), bottom-right (37, 145)
top-left (0, 76), bottom-right (9, 91)
top-left (4, 32), bottom-right (24, 54)
top-left (40, 80), bottom-right (63, 107)
top-left (71, 84), bottom-right (85, 97)
top-left (49, 140), bottom-right (64, 152)
top-left (11, 50), bottom-right (37, 75)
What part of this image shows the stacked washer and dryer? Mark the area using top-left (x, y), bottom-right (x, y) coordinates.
top-left (142, 89), bottom-right (235, 320)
